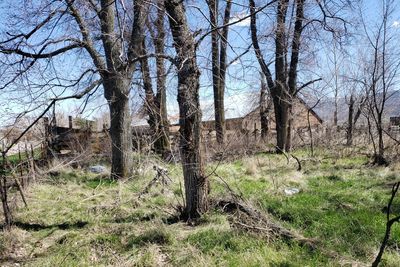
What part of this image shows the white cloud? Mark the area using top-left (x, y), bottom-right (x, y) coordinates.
top-left (229, 12), bottom-right (251, 27)
top-left (392, 21), bottom-right (400, 28)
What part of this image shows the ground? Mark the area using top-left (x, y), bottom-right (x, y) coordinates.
top-left (1, 148), bottom-right (400, 266)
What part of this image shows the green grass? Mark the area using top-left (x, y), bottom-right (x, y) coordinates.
top-left (1, 149), bottom-right (400, 266)
top-left (1, 147), bottom-right (42, 164)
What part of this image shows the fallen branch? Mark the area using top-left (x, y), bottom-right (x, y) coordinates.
top-left (372, 181), bottom-right (400, 267)
top-left (275, 146), bottom-right (290, 164)
top-left (10, 172), bottom-right (28, 208)
top-left (138, 165), bottom-right (172, 199)
top-left (215, 199), bottom-right (318, 250)
top-left (291, 154), bottom-right (302, 171)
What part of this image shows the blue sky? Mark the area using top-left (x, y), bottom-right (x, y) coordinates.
top-left (0, 0), bottom-right (400, 126)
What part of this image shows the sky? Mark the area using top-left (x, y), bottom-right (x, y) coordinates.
top-left (0, 0), bottom-right (400, 128)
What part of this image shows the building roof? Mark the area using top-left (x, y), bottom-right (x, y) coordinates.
top-left (132, 94), bottom-right (324, 127)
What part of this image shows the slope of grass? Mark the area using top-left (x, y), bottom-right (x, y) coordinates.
top-left (1, 149), bottom-right (400, 266)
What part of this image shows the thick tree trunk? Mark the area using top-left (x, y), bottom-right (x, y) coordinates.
top-left (274, 0), bottom-right (290, 152)
top-left (98, 0), bottom-right (145, 179)
top-left (250, 0), bottom-right (304, 153)
top-left (166, 0), bottom-right (208, 219)
top-left (273, 93), bottom-right (289, 151)
top-left (286, 0), bottom-right (304, 152)
top-left (104, 77), bottom-right (133, 179)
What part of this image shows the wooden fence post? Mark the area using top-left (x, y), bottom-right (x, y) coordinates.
top-left (1, 142), bottom-right (12, 230)
top-left (30, 144), bottom-right (36, 183)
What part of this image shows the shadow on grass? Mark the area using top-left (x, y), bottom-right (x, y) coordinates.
top-left (12, 220), bottom-right (88, 231)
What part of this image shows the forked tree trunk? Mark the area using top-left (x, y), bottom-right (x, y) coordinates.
top-left (153, 1), bottom-right (171, 158)
top-left (104, 77), bottom-right (133, 179)
top-left (98, 0), bottom-right (145, 179)
top-left (166, 0), bottom-right (208, 219)
top-left (208, 0), bottom-right (232, 144)
top-left (140, 38), bottom-right (170, 158)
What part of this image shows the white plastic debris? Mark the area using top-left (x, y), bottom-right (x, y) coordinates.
top-left (89, 165), bottom-right (107, 174)
top-left (284, 188), bottom-right (300, 196)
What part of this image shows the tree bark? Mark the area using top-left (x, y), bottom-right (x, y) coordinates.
top-left (0, 175), bottom-right (12, 229)
top-left (346, 95), bottom-right (354, 146)
top-left (285, 103), bottom-right (293, 151)
top-left (250, 0), bottom-right (306, 153)
top-left (274, 0), bottom-right (290, 151)
top-left (208, 0), bottom-right (223, 144)
top-left (208, 0), bottom-right (231, 144)
top-left (285, 0), bottom-right (305, 152)
top-left (376, 115), bottom-right (386, 165)
top-left (104, 76), bottom-right (133, 179)
top-left (0, 0), bottom-right (149, 180)
top-left (139, 36), bottom-right (170, 158)
top-left (273, 95), bottom-right (289, 151)
top-left (260, 74), bottom-right (269, 139)
top-left (153, 0), bottom-right (171, 158)
top-left (165, 0), bottom-right (208, 219)
top-left (98, 0), bottom-right (146, 178)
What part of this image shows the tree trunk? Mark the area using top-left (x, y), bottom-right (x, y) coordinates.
top-left (274, 0), bottom-right (290, 152)
top-left (208, 0), bottom-right (225, 144)
top-left (286, 0), bottom-right (304, 152)
top-left (139, 38), bottom-right (170, 158)
top-left (260, 74), bottom-right (269, 139)
top-left (376, 119), bottom-right (387, 165)
top-left (285, 102), bottom-right (293, 151)
top-left (346, 95), bottom-right (354, 146)
top-left (98, 0), bottom-right (145, 179)
top-left (104, 77), bottom-right (133, 179)
top-left (372, 222), bottom-right (394, 267)
top-left (153, 1), bottom-right (171, 158)
top-left (0, 175), bottom-right (12, 229)
top-left (166, 0), bottom-right (208, 219)
top-left (250, 0), bottom-right (304, 153)
top-left (273, 91), bottom-right (289, 151)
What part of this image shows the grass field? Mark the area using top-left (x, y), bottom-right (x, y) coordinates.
top-left (1, 148), bottom-right (400, 266)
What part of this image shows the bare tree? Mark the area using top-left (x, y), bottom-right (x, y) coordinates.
top-left (345, 90), bottom-right (365, 146)
top-left (326, 42), bottom-right (344, 128)
top-left (0, 0), bottom-right (152, 179)
top-left (250, 0), bottom-right (306, 152)
top-left (372, 182), bottom-right (400, 267)
top-left (207, 0), bottom-right (232, 144)
top-left (165, 0), bottom-right (208, 219)
top-left (361, 0), bottom-right (400, 165)
top-left (140, 0), bottom-right (171, 158)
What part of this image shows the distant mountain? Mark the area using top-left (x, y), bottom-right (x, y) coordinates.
top-left (312, 90), bottom-right (400, 124)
